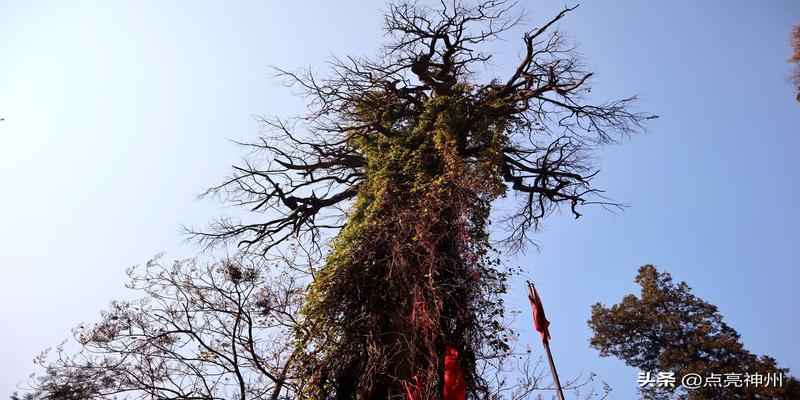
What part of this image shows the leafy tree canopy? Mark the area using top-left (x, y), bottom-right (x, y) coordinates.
top-left (589, 265), bottom-right (800, 399)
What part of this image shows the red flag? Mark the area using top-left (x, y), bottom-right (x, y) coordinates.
top-left (527, 283), bottom-right (551, 342)
top-left (443, 346), bottom-right (467, 400)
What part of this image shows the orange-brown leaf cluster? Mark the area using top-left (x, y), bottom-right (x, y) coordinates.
top-left (792, 23), bottom-right (800, 101)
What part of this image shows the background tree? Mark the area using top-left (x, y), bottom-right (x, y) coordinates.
top-left (186, 0), bottom-right (651, 398)
top-left (588, 265), bottom-right (800, 400)
top-left (14, 255), bottom-right (308, 400)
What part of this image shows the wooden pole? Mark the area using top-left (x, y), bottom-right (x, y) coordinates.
top-left (543, 339), bottom-right (566, 400)
top-left (527, 282), bottom-right (566, 400)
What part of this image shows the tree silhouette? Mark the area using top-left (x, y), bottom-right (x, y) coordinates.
top-left (14, 255), bottom-right (307, 400)
top-left (588, 265), bottom-right (800, 400)
top-left (184, 1), bottom-right (652, 398)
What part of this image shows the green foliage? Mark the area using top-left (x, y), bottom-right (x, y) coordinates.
top-left (588, 265), bottom-right (800, 399)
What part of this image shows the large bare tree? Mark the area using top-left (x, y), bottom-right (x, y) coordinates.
top-left (185, 1), bottom-right (652, 399)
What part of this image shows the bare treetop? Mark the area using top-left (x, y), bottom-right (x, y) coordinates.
top-left (189, 1), bottom-right (653, 256)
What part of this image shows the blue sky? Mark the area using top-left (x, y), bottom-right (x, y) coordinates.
top-left (1, 1), bottom-right (798, 398)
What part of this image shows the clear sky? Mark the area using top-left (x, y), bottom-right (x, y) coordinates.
top-left (1, 1), bottom-right (798, 398)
